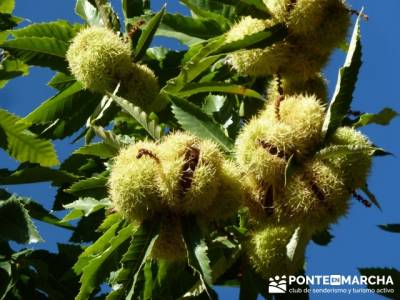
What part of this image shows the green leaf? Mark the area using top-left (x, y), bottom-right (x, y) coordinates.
top-left (354, 108), bottom-right (398, 128)
top-left (48, 72), bottom-right (76, 90)
top-left (122, 0), bottom-right (149, 19)
top-left (1, 36), bottom-right (70, 72)
top-left (134, 5), bottom-right (166, 60)
top-left (107, 220), bottom-right (160, 300)
top-left (182, 0), bottom-right (237, 19)
top-left (0, 13), bottom-right (21, 32)
top-left (0, 0), bottom-right (15, 14)
top-left (98, 212), bottom-right (122, 232)
top-left (202, 94), bottom-right (226, 116)
top-left (74, 142), bottom-right (118, 159)
top-left (312, 229), bottom-right (334, 246)
top-left (0, 166), bottom-right (78, 186)
top-left (0, 58), bottom-right (29, 89)
top-left (1, 21), bottom-right (79, 73)
top-left (75, 223), bottom-right (133, 300)
top-left (176, 82), bottom-right (264, 100)
top-left (360, 185), bottom-right (382, 211)
top-left (165, 54), bottom-right (222, 93)
top-left (182, 217), bottom-right (215, 298)
top-left (26, 82), bottom-right (84, 122)
top-left (26, 82), bottom-right (102, 139)
top-left (91, 125), bottom-right (128, 150)
top-left (378, 224), bottom-right (400, 234)
top-left (0, 109), bottom-right (59, 167)
top-left (286, 227), bottom-right (311, 273)
top-left (11, 20), bottom-right (80, 41)
top-left (180, 0), bottom-right (232, 29)
top-left (314, 144), bottom-right (378, 160)
top-left (66, 176), bottom-right (108, 199)
top-left (75, 0), bottom-right (102, 26)
top-left (0, 126), bottom-right (7, 150)
top-left (74, 219), bottom-right (124, 273)
top-left (322, 12), bottom-right (363, 138)
top-left (108, 93), bottom-right (164, 140)
top-left (170, 96), bottom-right (234, 152)
top-left (0, 198), bottom-right (43, 244)
top-left (92, 0), bottom-right (120, 31)
top-left (237, 0), bottom-right (269, 14)
top-left (15, 195), bottom-right (74, 230)
top-left (164, 23), bottom-right (285, 94)
top-left (215, 23), bottom-right (286, 54)
top-left (358, 268), bottom-right (400, 299)
top-left (62, 197), bottom-right (110, 222)
top-left (157, 13), bottom-right (223, 44)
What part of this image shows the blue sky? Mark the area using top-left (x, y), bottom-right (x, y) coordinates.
top-left (0, 0), bottom-right (399, 299)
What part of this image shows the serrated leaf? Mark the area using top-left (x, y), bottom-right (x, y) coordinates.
top-left (92, 125), bottom-right (127, 150)
top-left (0, 12), bottom-right (21, 32)
top-left (122, 0), bottom-right (149, 19)
top-left (286, 227), bottom-right (311, 273)
top-left (11, 20), bottom-right (80, 41)
top-left (75, 223), bottom-right (133, 300)
top-left (164, 23), bottom-right (285, 94)
top-left (322, 12), bottom-right (363, 138)
top-left (358, 268), bottom-right (400, 299)
top-left (26, 82), bottom-right (102, 139)
top-left (215, 23), bottom-right (286, 54)
top-left (157, 13), bottom-right (223, 44)
top-left (74, 219), bottom-right (125, 274)
top-left (48, 72), bottom-right (76, 90)
top-left (1, 36), bottom-right (69, 72)
top-left (107, 220), bottom-right (160, 300)
top-left (75, 0), bottom-right (102, 26)
top-left (0, 198), bottom-right (43, 244)
top-left (202, 94), bottom-right (227, 116)
top-left (0, 109), bottom-right (59, 167)
top-left (66, 176), bottom-right (108, 199)
top-left (62, 197), bottom-right (110, 222)
top-left (360, 185), bottom-right (382, 211)
top-left (354, 108), bottom-right (398, 128)
top-left (176, 82), bottom-right (264, 100)
top-left (165, 54), bottom-right (222, 94)
top-left (314, 144), bottom-right (378, 160)
top-left (182, 217), bottom-right (215, 299)
top-left (108, 93), bottom-right (164, 140)
top-left (26, 81), bottom-right (84, 122)
top-left (180, 0), bottom-right (231, 29)
top-left (98, 212), bottom-right (122, 232)
top-left (0, 57), bottom-right (28, 89)
top-left (179, 245), bottom-right (241, 299)
top-left (378, 224), bottom-right (400, 234)
top-left (0, 166), bottom-right (78, 186)
top-left (170, 95), bottom-right (234, 152)
top-left (14, 195), bottom-right (74, 230)
top-left (134, 5), bottom-right (166, 60)
top-left (92, 0), bottom-right (120, 31)
top-left (74, 142), bottom-right (118, 159)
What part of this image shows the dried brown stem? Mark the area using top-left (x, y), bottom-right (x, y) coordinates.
top-left (136, 148), bottom-right (160, 163)
top-left (178, 146), bottom-right (200, 198)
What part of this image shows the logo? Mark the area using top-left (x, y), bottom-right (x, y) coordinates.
top-left (330, 275), bottom-right (341, 286)
top-left (269, 275), bottom-right (287, 293)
